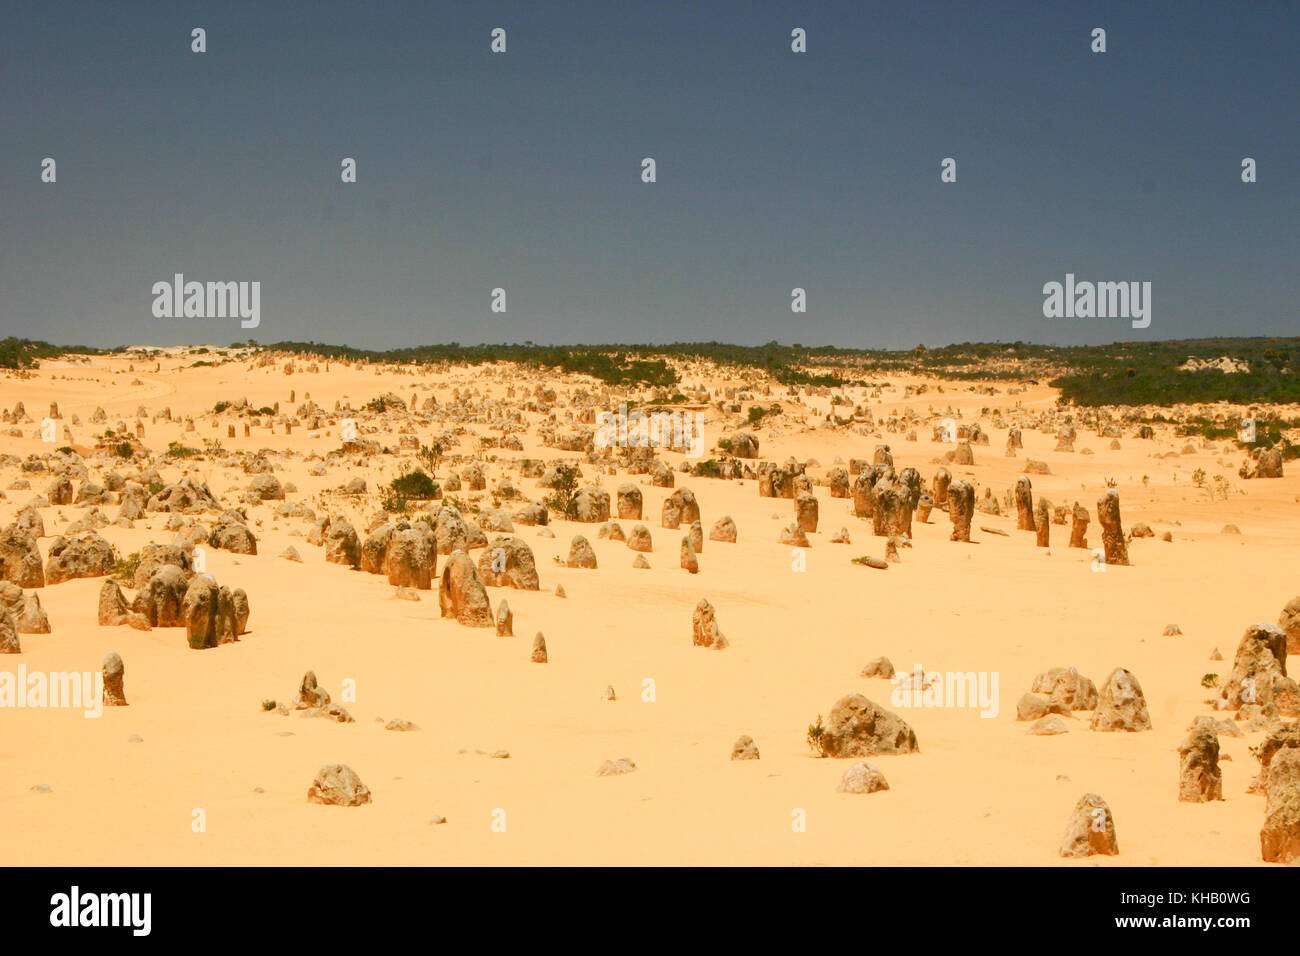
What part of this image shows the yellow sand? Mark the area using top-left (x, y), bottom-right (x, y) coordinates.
top-left (0, 352), bottom-right (1294, 865)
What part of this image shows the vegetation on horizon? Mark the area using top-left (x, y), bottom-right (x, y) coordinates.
top-left (5, 336), bottom-right (1298, 407)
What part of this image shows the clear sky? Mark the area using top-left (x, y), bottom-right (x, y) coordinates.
top-left (1, 0), bottom-right (1296, 350)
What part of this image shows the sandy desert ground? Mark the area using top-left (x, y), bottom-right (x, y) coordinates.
top-left (0, 348), bottom-right (1297, 866)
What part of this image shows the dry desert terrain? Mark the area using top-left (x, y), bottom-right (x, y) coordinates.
top-left (0, 348), bottom-right (1297, 866)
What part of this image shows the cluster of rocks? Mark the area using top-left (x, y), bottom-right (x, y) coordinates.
top-left (97, 542), bottom-right (249, 649)
top-left (0, 582), bottom-right (50, 637)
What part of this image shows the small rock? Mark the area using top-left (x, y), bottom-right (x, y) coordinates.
top-left (837, 762), bottom-right (889, 794)
top-left (597, 758), bottom-right (636, 776)
top-left (859, 656), bottom-right (895, 679)
top-left (306, 764), bottom-right (371, 806)
top-left (1029, 715), bottom-right (1069, 735)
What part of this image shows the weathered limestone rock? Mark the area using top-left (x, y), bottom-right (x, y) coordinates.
top-left (1276, 597), bottom-right (1300, 655)
top-left (947, 480), bottom-right (974, 542)
top-left (705, 516), bottom-right (736, 546)
top-left (1031, 666), bottom-right (1098, 711)
top-left (206, 512), bottom-right (257, 556)
top-left (567, 535), bottom-right (597, 569)
top-left (0, 607), bottom-right (20, 654)
top-left (860, 656), bottom-right (895, 678)
top-left (817, 694), bottom-right (919, 756)
top-left (1177, 727), bottom-right (1223, 802)
top-left (360, 524), bottom-right (395, 575)
top-left (795, 491), bottom-right (818, 533)
top-left (627, 524), bottom-right (653, 553)
top-left (573, 487), bottom-right (610, 523)
top-left (1059, 793), bottom-right (1118, 857)
top-left (45, 532), bottom-right (116, 584)
top-left (131, 543), bottom-right (193, 589)
top-left (932, 467), bottom-right (951, 510)
top-left (387, 527), bottom-right (435, 589)
top-left (438, 550), bottom-right (494, 627)
top-left (1069, 502), bottom-right (1089, 549)
top-left (1035, 498), bottom-right (1051, 547)
top-left (307, 764), bottom-right (371, 806)
top-left (1218, 623), bottom-right (1288, 713)
top-left (662, 488), bottom-right (700, 529)
top-left (102, 651), bottom-right (127, 706)
top-left (324, 518), bottom-right (362, 568)
top-left (132, 565), bottom-right (190, 627)
top-left (1261, 749), bottom-right (1300, 863)
top-left (871, 476), bottom-right (908, 538)
top-left (477, 535), bottom-right (538, 590)
top-left (777, 519), bottom-right (808, 547)
top-left (1015, 476), bottom-right (1035, 531)
top-left (680, 537), bottom-right (699, 574)
top-left (851, 470), bottom-right (878, 518)
top-left (616, 483), bottom-right (643, 520)
top-left (295, 670), bottom-right (330, 709)
top-left (828, 467), bottom-right (850, 498)
top-left (182, 576), bottom-right (238, 649)
top-left (837, 762), bottom-right (889, 794)
top-left (1097, 489), bottom-right (1129, 566)
top-left (1254, 447), bottom-right (1284, 479)
top-left (691, 598), bottom-right (728, 649)
top-left (1090, 668), bottom-right (1151, 732)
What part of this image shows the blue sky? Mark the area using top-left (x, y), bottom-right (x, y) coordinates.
top-left (1, 0), bottom-right (1296, 349)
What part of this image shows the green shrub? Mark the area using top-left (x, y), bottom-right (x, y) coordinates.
top-left (543, 462), bottom-right (580, 519)
top-left (112, 552), bottom-right (141, 583)
top-left (806, 715), bottom-right (826, 756)
top-left (389, 470), bottom-right (439, 500)
top-left (416, 441), bottom-right (443, 473)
